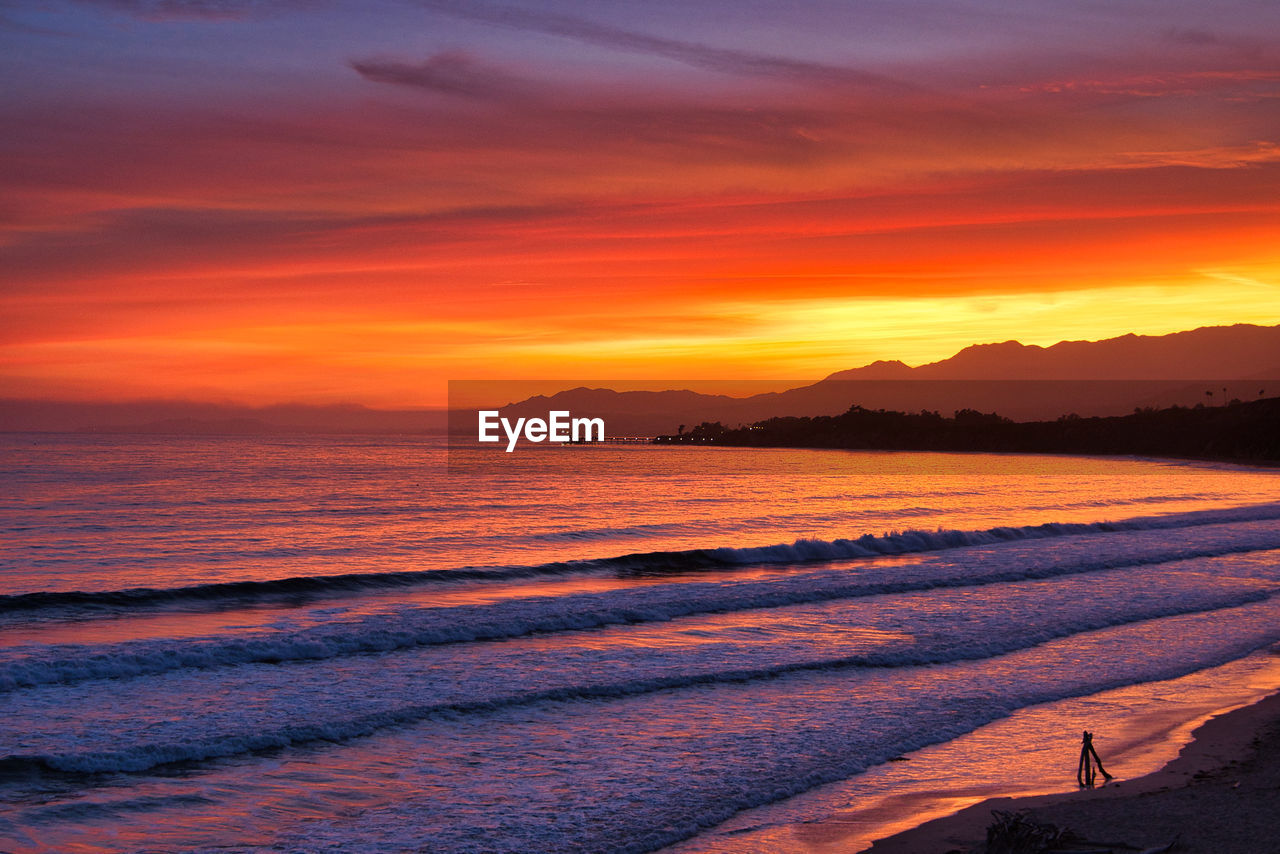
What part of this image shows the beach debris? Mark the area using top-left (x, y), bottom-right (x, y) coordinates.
top-left (980, 810), bottom-right (1165, 854)
top-left (984, 809), bottom-right (1068, 853)
top-left (1076, 730), bottom-right (1113, 788)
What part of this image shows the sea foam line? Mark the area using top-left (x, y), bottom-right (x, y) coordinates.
top-left (4, 502), bottom-right (1280, 618)
top-left (2, 594), bottom-right (1275, 779)
top-left (4, 518), bottom-right (1280, 691)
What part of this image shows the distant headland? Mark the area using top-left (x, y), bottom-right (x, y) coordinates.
top-left (654, 396), bottom-right (1280, 464)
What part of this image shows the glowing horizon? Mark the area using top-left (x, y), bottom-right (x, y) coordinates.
top-left (3, 1), bottom-right (1279, 407)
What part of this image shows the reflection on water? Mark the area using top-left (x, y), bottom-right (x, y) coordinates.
top-left (3, 435), bottom-right (1280, 853)
top-left (5, 434), bottom-right (1276, 595)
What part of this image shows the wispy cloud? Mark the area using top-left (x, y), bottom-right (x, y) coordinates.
top-left (415, 0), bottom-right (903, 89)
top-left (1164, 28), bottom-right (1222, 47)
top-left (1115, 141), bottom-right (1280, 169)
top-left (69, 0), bottom-right (306, 21)
top-left (1161, 27), bottom-right (1267, 60)
top-left (351, 51), bottom-right (534, 100)
top-left (1013, 70), bottom-right (1280, 100)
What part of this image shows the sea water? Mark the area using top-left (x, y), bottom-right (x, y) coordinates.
top-left (2, 433), bottom-right (1280, 853)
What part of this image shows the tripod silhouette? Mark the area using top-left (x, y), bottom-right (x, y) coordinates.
top-left (1076, 730), bottom-right (1112, 787)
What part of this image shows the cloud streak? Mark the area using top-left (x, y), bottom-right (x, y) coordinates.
top-left (350, 51), bottom-right (534, 100)
top-left (1015, 70), bottom-right (1280, 100)
top-left (69, 0), bottom-right (309, 21)
top-left (415, 0), bottom-right (903, 89)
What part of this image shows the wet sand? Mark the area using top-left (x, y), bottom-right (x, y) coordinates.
top-left (660, 654), bottom-right (1280, 854)
top-left (866, 688), bottom-right (1280, 853)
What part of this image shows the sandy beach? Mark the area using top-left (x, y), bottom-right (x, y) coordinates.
top-left (867, 686), bottom-right (1280, 854)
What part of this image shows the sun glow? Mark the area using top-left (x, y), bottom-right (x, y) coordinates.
top-left (2, 2), bottom-right (1278, 407)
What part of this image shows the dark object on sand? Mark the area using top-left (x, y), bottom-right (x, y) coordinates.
top-left (983, 809), bottom-right (1176, 853)
top-left (984, 810), bottom-right (1067, 853)
top-left (983, 808), bottom-right (1179, 853)
top-left (1076, 730), bottom-right (1113, 788)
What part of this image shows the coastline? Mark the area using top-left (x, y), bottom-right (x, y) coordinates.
top-left (661, 652), bottom-right (1280, 854)
top-left (656, 395), bottom-right (1280, 467)
top-left (865, 684), bottom-right (1280, 854)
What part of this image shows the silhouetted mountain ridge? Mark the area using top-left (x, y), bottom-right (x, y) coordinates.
top-left (477, 324), bottom-right (1279, 433)
top-left (827, 324), bottom-right (1280, 380)
top-left (6, 324), bottom-right (1277, 435)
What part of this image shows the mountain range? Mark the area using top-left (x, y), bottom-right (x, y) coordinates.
top-left (474, 323), bottom-right (1280, 434)
top-left (829, 324), bottom-right (1280, 381)
top-left (3, 324), bottom-right (1277, 434)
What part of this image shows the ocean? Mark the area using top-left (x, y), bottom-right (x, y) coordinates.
top-left (3, 433), bottom-right (1280, 853)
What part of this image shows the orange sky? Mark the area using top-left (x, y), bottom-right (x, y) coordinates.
top-left (2, 1), bottom-right (1279, 407)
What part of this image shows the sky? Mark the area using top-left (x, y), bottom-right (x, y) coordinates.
top-left (2, 0), bottom-right (1279, 407)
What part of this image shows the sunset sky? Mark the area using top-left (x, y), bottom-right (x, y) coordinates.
top-left (3, 0), bottom-right (1279, 407)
